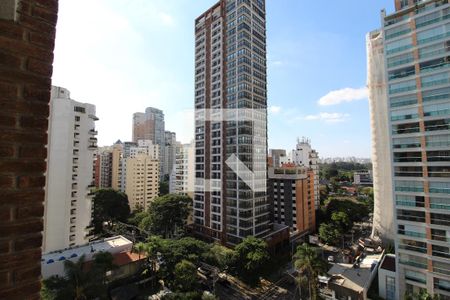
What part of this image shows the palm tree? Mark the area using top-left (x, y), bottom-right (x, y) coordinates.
top-left (295, 275), bottom-right (308, 300)
top-left (293, 243), bottom-right (325, 300)
top-left (134, 242), bottom-right (146, 260)
top-left (41, 254), bottom-right (115, 300)
top-left (92, 251), bottom-right (116, 286)
top-left (143, 237), bottom-right (162, 274)
top-left (62, 255), bottom-right (91, 300)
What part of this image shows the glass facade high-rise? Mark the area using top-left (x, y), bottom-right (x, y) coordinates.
top-left (193, 0), bottom-right (272, 245)
top-left (369, 0), bottom-right (450, 298)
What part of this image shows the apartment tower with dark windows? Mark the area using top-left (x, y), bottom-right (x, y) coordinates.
top-left (193, 0), bottom-right (279, 245)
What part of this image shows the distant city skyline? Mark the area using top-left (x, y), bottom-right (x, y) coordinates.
top-left (52, 0), bottom-right (395, 157)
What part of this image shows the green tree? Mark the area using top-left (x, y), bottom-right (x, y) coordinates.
top-left (330, 177), bottom-right (340, 193)
top-left (127, 210), bottom-right (148, 226)
top-left (205, 243), bottom-right (236, 271)
top-left (234, 236), bottom-right (270, 286)
top-left (318, 223), bottom-right (341, 245)
top-left (202, 291), bottom-right (217, 300)
top-left (140, 194), bottom-right (192, 238)
top-left (173, 260), bottom-right (198, 292)
top-left (405, 290), bottom-right (441, 300)
top-left (92, 252), bottom-right (116, 285)
top-left (144, 237), bottom-right (210, 281)
top-left (162, 291), bottom-right (201, 300)
top-left (358, 187), bottom-right (374, 213)
top-left (293, 243), bottom-right (325, 300)
top-left (319, 184), bottom-right (330, 203)
top-left (295, 275), bottom-right (309, 300)
top-left (92, 189), bottom-right (130, 234)
top-left (159, 180), bottom-right (169, 196)
top-left (331, 211), bottom-right (351, 232)
top-left (322, 163), bottom-right (339, 180)
top-left (41, 253), bottom-right (116, 300)
top-left (50, 255), bottom-right (92, 300)
top-left (325, 198), bottom-right (369, 223)
top-left (41, 276), bottom-right (74, 300)
top-left (133, 242), bottom-right (146, 260)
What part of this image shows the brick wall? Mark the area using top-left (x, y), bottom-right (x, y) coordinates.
top-left (0, 0), bottom-right (58, 299)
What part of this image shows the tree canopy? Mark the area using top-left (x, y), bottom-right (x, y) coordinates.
top-left (92, 189), bottom-right (130, 234)
top-left (139, 194), bottom-right (192, 238)
top-left (318, 222), bottom-right (341, 245)
top-left (234, 236), bottom-right (270, 286)
top-left (331, 211), bottom-right (351, 232)
top-left (41, 252), bottom-right (116, 300)
top-left (325, 198), bottom-right (369, 223)
top-left (173, 260), bottom-right (198, 292)
top-left (141, 236), bottom-right (210, 282)
top-left (294, 243), bottom-right (325, 300)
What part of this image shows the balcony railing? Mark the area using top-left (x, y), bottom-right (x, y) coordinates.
top-left (88, 114), bottom-right (99, 121)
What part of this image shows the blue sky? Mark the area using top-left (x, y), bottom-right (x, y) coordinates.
top-left (52, 0), bottom-right (395, 158)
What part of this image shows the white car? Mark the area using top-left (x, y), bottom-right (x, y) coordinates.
top-left (328, 255), bottom-right (335, 262)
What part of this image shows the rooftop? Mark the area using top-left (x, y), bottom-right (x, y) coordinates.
top-left (268, 165), bottom-right (308, 180)
top-left (380, 254), bottom-right (396, 272)
top-left (328, 252), bottom-right (383, 293)
top-left (84, 251), bottom-right (145, 270)
top-left (42, 236), bottom-right (132, 264)
top-left (112, 251), bottom-right (145, 266)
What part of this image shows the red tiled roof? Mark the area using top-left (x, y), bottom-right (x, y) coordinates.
top-left (83, 251), bottom-right (146, 270)
top-left (113, 252), bottom-right (146, 266)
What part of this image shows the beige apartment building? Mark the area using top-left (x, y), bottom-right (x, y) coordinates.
top-left (125, 154), bottom-right (159, 211)
top-left (111, 141), bottom-right (124, 191)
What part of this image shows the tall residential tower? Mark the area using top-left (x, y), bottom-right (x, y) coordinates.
top-left (193, 0), bottom-right (277, 245)
top-left (132, 107), bottom-right (165, 176)
top-left (43, 86), bottom-right (98, 252)
top-left (369, 0), bottom-right (450, 297)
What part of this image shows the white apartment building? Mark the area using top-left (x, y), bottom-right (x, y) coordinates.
top-left (290, 137), bottom-right (320, 209)
top-left (43, 86), bottom-right (98, 253)
top-left (369, 1), bottom-right (450, 297)
top-left (131, 140), bottom-right (159, 160)
top-left (353, 170), bottom-right (374, 186)
top-left (170, 142), bottom-right (195, 197)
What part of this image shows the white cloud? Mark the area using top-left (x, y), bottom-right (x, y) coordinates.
top-left (269, 106), bottom-right (282, 114)
top-left (303, 112), bottom-right (350, 123)
top-left (271, 60), bottom-right (283, 67)
top-left (158, 12), bottom-right (175, 27)
top-left (318, 87), bottom-right (368, 106)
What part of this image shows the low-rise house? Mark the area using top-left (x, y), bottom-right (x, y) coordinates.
top-left (107, 251), bottom-right (146, 280)
top-left (41, 235), bottom-right (133, 279)
top-left (327, 251), bottom-right (383, 300)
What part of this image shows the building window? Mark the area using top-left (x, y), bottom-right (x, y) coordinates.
top-left (386, 276), bottom-right (395, 300)
top-left (74, 106), bottom-right (86, 113)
